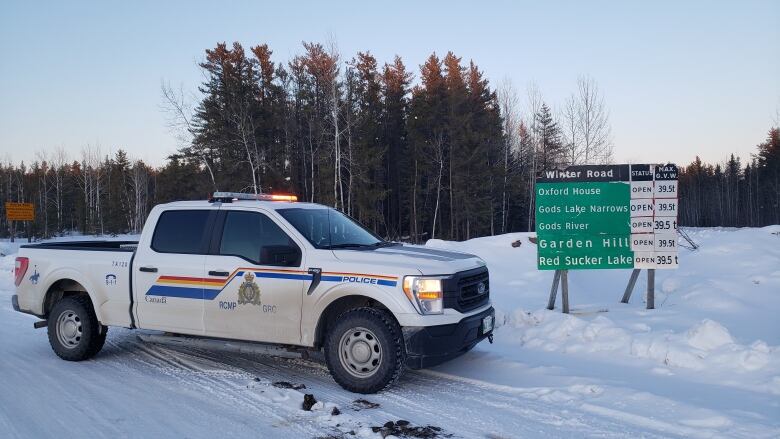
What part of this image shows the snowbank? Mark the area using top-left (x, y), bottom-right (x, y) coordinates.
top-left (505, 310), bottom-right (775, 383)
top-left (426, 226), bottom-right (780, 395)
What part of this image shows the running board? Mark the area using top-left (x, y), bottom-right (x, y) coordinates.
top-left (137, 333), bottom-right (308, 360)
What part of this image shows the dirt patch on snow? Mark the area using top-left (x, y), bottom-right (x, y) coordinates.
top-left (371, 420), bottom-right (451, 438)
top-left (351, 398), bottom-right (380, 410)
top-left (302, 394), bottom-right (317, 411)
top-left (273, 381), bottom-right (307, 390)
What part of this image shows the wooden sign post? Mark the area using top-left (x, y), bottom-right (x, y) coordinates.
top-left (5, 202), bottom-right (35, 243)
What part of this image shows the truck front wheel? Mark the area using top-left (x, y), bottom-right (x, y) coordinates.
top-left (48, 295), bottom-right (107, 361)
top-left (324, 307), bottom-right (406, 393)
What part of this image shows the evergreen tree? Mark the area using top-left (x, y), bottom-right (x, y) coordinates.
top-left (381, 56), bottom-right (411, 239)
top-left (156, 155), bottom-right (209, 203)
top-left (756, 128), bottom-right (780, 224)
top-left (407, 53), bottom-right (446, 240)
top-left (534, 103), bottom-right (564, 172)
top-left (350, 52), bottom-right (386, 229)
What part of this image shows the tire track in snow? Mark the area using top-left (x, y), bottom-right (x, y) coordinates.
top-left (126, 330), bottom-right (680, 438)
top-left (0, 308), bottom-right (737, 439)
top-left (106, 334), bottom-right (322, 436)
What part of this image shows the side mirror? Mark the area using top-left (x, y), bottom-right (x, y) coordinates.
top-left (260, 245), bottom-right (301, 266)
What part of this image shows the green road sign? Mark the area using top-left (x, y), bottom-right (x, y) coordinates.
top-left (535, 164), bottom-right (678, 270)
top-left (536, 181), bottom-right (631, 235)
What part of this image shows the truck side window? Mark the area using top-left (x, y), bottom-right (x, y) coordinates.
top-left (151, 210), bottom-right (211, 254)
top-left (219, 211), bottom-right (301, 267)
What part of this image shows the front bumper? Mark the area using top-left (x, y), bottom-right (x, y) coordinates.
top-left (403, 306), bottom-right (494, 369)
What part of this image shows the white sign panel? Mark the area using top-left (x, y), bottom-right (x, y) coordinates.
top-left (631, 180), bottom-right (654, 199)
top-left (633, 252), bottom-right (657, 269)
top-left (654, 180), bottom-right (678, 199)
top-left (630, 199), bottom-right (654, 217)
top-left (631, 234), bottom-right (655, 252)
top-left (653, 234), bottom-right (677, 251)
top-left (631, 217), bottom-right (654, 234)
top-left (630, 163), bottom-right (679, 269)
top-left (654, 199), bottom-right (678, 218)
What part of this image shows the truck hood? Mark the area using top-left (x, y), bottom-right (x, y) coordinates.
top-left (331, 244), bottom-right (485, 275)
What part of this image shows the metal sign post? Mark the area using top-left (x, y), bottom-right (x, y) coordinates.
top-left (647, 268), bottom-right (655, 309)
top-left (621, 269), bottom-right (641, 303)
top-left (620, 268), bottom-right (655, 309)
top-left (547, 269), bottom-right (570, 313)
top-left (547, 270), bottom-right (561, 310)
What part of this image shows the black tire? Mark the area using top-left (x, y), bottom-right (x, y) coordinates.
top-left (47, 295), bottom-right (107, 361)
top-left (324, 307), bottom-right (406, 394)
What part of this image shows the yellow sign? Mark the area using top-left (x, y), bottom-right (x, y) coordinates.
top-left (5, 202), bottom-right (34, 221)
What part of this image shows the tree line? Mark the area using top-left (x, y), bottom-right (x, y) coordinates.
top-left (0, 41), bottom-right (777, 240)
top-left (160, 40), bottom-right (606, 241)
top-left (678, 128), bottom-right (780, 227)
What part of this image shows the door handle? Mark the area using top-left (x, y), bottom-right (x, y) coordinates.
top-left (208, 270), bottom-right (230, 277)
top-left (139, 266), bottom-right (158, 273)
top-left (306, 267), bottom-right (322, 295)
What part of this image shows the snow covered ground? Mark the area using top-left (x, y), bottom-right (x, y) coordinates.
top-left (1, 228), bottom-right (779, 438)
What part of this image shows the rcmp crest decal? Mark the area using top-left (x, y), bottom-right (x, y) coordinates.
top-left (238, 272), bottom-right (261, 306)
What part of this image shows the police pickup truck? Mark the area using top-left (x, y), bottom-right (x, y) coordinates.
top-left (12, 192), bottom-right (494, 393)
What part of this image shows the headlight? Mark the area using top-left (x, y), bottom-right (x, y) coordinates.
top-left (402, 276), bottom-right (444, 315)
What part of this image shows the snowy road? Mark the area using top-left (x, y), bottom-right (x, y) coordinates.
top-left (1, 301), bottom-right (674, 439)
top-left (2, 228), bottom-right (779, 438)
top-left (2, 295), bottom-right (776, 439)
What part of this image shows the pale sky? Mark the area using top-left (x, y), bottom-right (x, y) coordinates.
top-left (1, 0), bottom-right (778, 168)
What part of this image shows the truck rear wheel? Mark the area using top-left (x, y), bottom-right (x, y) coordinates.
top-left (324, 307), bottom-right (405, 393)
top-left (48, 295), bottom-right (107, 361)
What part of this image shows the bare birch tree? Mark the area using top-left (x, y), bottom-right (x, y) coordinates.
top-left (50, 147), bottom-right (68, 234)
top-left (227, 93), bottom-right (262, 194)
top-left (326, 37), bottom-right (345, 210)
top-left (161, 82), bottom-right (217, 189)
top-left (523, 82), bottom-right (543, 231)
top-left (497, 78), bottom-right (520, 233)
top-left (560, 94), bottom-right (583, 165)
top-left (576, 75), bottom-right (613, 164)
top-left (35, 151), bottom-right (51, 237)
top-left (129, 160), bottom-right (149, 233)
top-left (78, 145), bottom-right (105, 235)
top-left (430, 133), bottom-right (445, 239)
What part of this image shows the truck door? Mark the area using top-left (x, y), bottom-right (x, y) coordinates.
top-left (133, 208), bottom-right (217, 335)
top-left (203, 209), bottom-right (305, 344)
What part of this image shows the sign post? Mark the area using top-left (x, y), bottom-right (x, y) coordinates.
top-left (5, 202), bottom-right (35, 243)
top-left (547, 270), bottom-right (562, 310)
top-left (536, 164), bottom-right (678, 312)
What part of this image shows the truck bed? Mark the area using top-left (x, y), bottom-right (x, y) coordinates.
top-left (21, 240), bottom-right (138, 251)
top-left (15, 242), bottom-right (137, 327)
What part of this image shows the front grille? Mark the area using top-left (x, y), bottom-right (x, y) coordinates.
top-left (442, 266), bottom-right (490, 312)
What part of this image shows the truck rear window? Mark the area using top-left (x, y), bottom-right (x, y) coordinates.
top-left (151, 210), bottom-right (211, 254)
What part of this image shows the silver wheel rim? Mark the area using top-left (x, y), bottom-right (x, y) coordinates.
top-left (56, 309), bottom-right (82, 349)
top-left (338, 326), bottom-right (382, 378)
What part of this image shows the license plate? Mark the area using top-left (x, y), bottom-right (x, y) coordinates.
top-left (482, 315), bottom-right (494, 333)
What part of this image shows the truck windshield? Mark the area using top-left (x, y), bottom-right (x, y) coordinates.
top-left (277, 207), bottom-right (387, 250)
